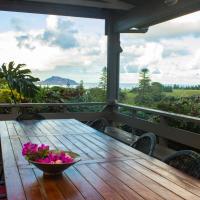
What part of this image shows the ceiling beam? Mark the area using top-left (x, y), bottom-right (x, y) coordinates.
top-left (114, 0), bottom-right (200, 32)
top-left (0, 0), bottom-right (109, 19)
top-left (26, 0), bottom-right (134, 10)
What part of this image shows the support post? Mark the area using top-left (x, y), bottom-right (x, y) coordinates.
top-left (106, 17), bottom-right (122, 103)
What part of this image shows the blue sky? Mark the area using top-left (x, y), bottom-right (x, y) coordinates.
top-left (0, 10), bottom-right (200, 84)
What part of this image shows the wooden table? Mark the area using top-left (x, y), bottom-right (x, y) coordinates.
top-left (0, 119), bottom-right (200, 200)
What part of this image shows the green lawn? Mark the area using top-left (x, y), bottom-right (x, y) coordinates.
top-left (165, 89), bottom-right (200, 97)
top-left (120, 89), bottom-right (200, 105)
top-left (121, 92), bottom-right (137, 105)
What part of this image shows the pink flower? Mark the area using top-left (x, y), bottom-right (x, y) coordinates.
top-left (22, 148), bottom-right (27, 156)
top-left (22, 142), bottom-right (74, 164)
top-left (22, 142), bottom-right (38, 156)
top-left (38, 144), bottom-right (49, 151)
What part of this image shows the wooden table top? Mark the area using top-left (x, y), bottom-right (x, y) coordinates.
top-left (0, 119), bottom-right (200, 200)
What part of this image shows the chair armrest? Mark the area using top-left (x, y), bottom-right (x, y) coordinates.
top-left (105, 126), bottom-right (138, 145)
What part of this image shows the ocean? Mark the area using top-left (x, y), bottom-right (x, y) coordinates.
top-left (38, 83), bottom-right (138, 89)
top-left (38, 83), bottom-right (200, 89)
top-left (83, 83), bottom-right (138, 89)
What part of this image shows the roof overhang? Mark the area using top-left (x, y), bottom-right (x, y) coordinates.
top-left (0, 0), bottom-right (111, 19)
top-left (0, 0), bottom-right (199, 32)
top-left (114, 0), bottom-right (200, 32)
top-left (25, 0), bottom-right (135, 10)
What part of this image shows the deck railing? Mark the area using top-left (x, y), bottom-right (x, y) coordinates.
top-left (110, 103), bottom-right (200, 150)
top-left (0, 102), bottom-right (108, 121)
top-left (0, 102), bottom-right (199, 150)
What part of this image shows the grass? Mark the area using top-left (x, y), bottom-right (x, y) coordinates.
top-left (165, 89), bottom-right (200, 97)
top-left (120, 92), bottom-right (137, 105)
top-left (120, 89), bottom-right (200, 105)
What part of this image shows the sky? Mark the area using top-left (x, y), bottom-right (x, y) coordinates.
top-left (0, 10), bottom-right (200, 84)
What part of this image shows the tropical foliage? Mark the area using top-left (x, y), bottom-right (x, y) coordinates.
top-left (0, 61), bottom-right (40, 103)
top-left (0, 89), bottom-right (21, 103)
top-left (0, 63), bottom-right (200, 120)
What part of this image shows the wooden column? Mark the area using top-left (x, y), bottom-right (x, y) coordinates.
top-left (106, 17), bottom-right (122, 103)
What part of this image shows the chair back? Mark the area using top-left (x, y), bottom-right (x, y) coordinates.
top-left (88, 118), bottom-right (109, 132)
top-left (163, 150), bottom-right (200, 179)
top-left (16, 113), bottom-right (45, 121)
top-left (131, 132), bottom-right (156, 156)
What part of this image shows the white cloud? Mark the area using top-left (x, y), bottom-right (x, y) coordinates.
top-left (136, 43), bottom-right (163, 66)
top-left (172, 11), bottom-right (200, 23)
top-left (0, 16), bottom-right (107, 83)
top-left (1, 11), bottom-right (200, 84)
top-left (120, 11), bottom-right (200, 84)
top-left (46, 15), bottom-right (58, 30)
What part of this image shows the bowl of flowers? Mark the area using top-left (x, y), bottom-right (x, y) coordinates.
top-left (22, 142), bottom-right (80, 175)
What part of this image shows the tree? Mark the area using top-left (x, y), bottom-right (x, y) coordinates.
top-left (0, 61), bottom-right (40, 103)
top-left (135, 68), bottom-right (152, 105)
top-left (135, 68), bottom-right (166, 106)
top-left (0, 78), bottom-right (7, 89)
top-left (99, 67), bottom-right (107, 91)
top-left (76, 80), bottom-right (85, 98)
top-left (151, 82), bottom-right (164, 102)
top-left (138, 68), bottom-right (151, 94)
top-left (76, 80), bottom-right (84, 91)
top-left (0, 89), bottom-right (21, 103)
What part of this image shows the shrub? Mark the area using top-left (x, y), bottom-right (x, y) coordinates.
top-left (0, 89), bottom-right (22, 103)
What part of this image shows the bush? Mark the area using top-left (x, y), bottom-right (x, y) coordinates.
top-left (157, 95), bottom-right (200, 117)
top-left (0, 89), bottom-right (22, 103)
top-left (33, 85), bottom-right (85, 103)
top-left (83, 88), bottom-right (106, 102)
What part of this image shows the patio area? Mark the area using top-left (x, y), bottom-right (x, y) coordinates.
top-left (0, 0), bottom-right (200, 199)
top-left (1, 119), bottom-right (200, 200)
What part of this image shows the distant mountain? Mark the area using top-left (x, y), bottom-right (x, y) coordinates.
top-left (39, 76), bottom-right (78, 86)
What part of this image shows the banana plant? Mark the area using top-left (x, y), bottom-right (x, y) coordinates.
top-left (0, 61), bottom-right (40, 103)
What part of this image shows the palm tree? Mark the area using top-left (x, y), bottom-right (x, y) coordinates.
top-left (0, 61), bottom-right (40, 103)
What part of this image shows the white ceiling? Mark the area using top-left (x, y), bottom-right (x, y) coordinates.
top-left (25, 0), bottom-right (135, 10)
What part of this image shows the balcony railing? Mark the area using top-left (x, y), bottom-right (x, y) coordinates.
top-left (112, 103), bottom-right (200, 150)
top-left (0, 102), bottom-right (107, 121)
top-left (0, 102), bottom-right (199, 150)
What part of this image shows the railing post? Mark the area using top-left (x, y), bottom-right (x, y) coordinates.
top-left (132, 109), bottom-right (137, 119)
top-left (103, 100), bottom-right (118, 126)
top-left (11, 106), bottom-right (18, 115)
top-left (63, 105), bottom-right (69, 113)
top-left (159, 116), bottom-right (169, 147)
top-left (103, 100), bottom-right (118, 112)
top-left (131, 109), bottom-right (137, 134)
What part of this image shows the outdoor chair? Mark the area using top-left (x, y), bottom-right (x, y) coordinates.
top-left (163, 150), bottom-right (200, 179)
top-left (87, 118), bottom-right (109, 132)
top-left (16, 112), bottom-right (45, 121)
top-left (88, 118), bottom-right (139, 144)
top-left (130, 132), bottom-right (157, 156)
